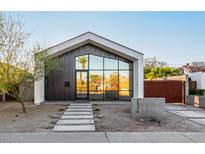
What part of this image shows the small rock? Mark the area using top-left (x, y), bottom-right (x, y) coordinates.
top-left (139, 118), bottom-right (144, 122)
top-left (94, 118), bottom-right (100, 122)
top-left (15, 114), bottom-right (18, 117)
top-left (95, 107), bottom-right (100, 111)
top-left (97, 114), bottom-right (104, 118)
top-left (51, 115), bottom-right (57, 118)
top-left (58, 108), bottom-right (65, 111)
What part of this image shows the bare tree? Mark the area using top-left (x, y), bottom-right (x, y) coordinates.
top-left (144, 57), bottom-right (167, 68)
top-left (0, 13), bottom-right (58, 112)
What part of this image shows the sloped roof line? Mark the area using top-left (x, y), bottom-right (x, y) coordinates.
top-left (40, 31), bottom-right (143, 56)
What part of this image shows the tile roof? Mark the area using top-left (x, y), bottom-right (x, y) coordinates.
top-left (183, 65), bottom-right (205, 73)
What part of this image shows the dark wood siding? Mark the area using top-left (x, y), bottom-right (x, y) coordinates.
top-left (45, 44), bottom-right (132, 101)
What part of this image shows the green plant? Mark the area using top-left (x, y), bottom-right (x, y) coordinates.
top-left (95, 107), bottom-right (100, 111)
top-left (0, 13), bottom-right (59, 113)
top-left (144, 66), bottom-right (182, 79)
top-left (189, 89), bottom-right (205, 96)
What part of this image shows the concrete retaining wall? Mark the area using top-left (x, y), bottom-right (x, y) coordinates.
top-left (131, 98), bottom-right (166, 121)
top-left (186, 95), bottom-right (205, 109)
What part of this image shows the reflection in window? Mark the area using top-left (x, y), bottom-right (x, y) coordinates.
top-left (89, 91), bottom-right (103, 101)
top-left (119, 71), bottom-right (131, 91)
top-left (119, 91), bottom-right (132, 100)
top-left (76, 72), bottom-right (88, 91)
top-left (104, 58), bottom-right (118, 69)
top-left (89, 55), bottom-right (103, 70)
top-left (75, 54), bottom-right (133, 100)
top-left (119, 60), bottom-right (129, 69)
top-left (104, 71), bottom-right (118, 90)
top-left (76, 55), bottom-right (88, 70)
top-left (89, 71), bottom-right (103, 91)
top-left (104, 91), bottom-right (118, 100)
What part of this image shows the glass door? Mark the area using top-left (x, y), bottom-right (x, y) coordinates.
top-left (76, 71), bottom-right (88, 100)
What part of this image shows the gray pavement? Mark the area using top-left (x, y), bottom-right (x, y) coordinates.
top-left (166, 104), bottom-right (205, 126)
top-left (1, 132), bottom-right (205, 143)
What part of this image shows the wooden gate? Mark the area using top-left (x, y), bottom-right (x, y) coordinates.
top-left (144, 80), bottom-right (185, 103)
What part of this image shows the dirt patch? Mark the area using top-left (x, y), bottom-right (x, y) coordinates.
top-left (0, 102), bottom-right (68, 133)
top-left (94, 104), bottom-right (205, 132)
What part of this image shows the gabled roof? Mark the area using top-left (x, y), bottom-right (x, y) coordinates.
top-left (40, 32), bottom-right (143, 61)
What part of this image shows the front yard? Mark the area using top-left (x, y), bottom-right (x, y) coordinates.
top-left (0, 102), bottom-right (67, 133)
top-left (1, 102), bottom-right (205, 133)
top-left (94, 104), bottom-right (205, 132)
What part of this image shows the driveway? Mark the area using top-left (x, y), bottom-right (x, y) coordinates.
top-left (166, 104), bottom-right (205, 126)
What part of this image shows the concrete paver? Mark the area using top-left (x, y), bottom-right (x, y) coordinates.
top-left (61, 115), bottom-right (94, 119)
top-left (168, 110), bottom-right (205, 118)
top-left (69, 106), bottom-right (92, 109)
top-left (67, 108), bottom-right (92, 112)
top-left (57, 119), bottom-right (94, 125)
top-left (165, 105), bottom-right (202, 111)
top-left (189, 118), bottom-right (205, 126)
top-left (64, 111), bottom-right (93, 115)
top-left (53, 125), bottom-right (95, 132)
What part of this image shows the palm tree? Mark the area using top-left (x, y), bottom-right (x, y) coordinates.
top-left (77, 56), bottom-right (88, 84)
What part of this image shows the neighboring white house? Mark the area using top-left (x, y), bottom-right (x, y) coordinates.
top-left (183, 62), bottom-right (205, 90)
top-left (187, 72), bottom-right (205, 90)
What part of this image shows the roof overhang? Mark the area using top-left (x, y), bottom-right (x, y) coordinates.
top-left (39, 32), bottom-right (143, 61)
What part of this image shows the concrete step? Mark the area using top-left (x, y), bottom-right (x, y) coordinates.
top-left (53, 125), bottom-right (95, 132)
top-left (69, 103), bottom-right (92, 106)
top-left (61, 115), bottom-right (94, 119)
top-left (68, 105), bottom-right (92, 109)
top-left (66, 108), bottom-right (92, 112)
top-left (69, 105), bottom-right (92, 108)
top-left (57, 119), bottom-right (95, 125)
top-left (74, 100), bottom-right (90, 103)
top-left (64, 111), bottom-right (93, 115)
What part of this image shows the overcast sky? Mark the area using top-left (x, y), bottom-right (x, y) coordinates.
top-left (10, 11), bottom-right (205, 66)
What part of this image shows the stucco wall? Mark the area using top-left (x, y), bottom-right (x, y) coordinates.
top-left (188, 72), bottom-right (205, 89)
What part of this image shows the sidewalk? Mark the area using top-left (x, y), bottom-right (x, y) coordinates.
top-left (1, 132), bottom-right (205, 143)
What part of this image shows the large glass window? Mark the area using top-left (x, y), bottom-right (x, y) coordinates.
top-left (89, 55), bottom-right (103, 70)
top-left (104, 71), bottom-right (118, 91)
top-left (104, 58), bottom-right (118, 70)
top-left (89, 71), bottom-right (104, 101)
top-left (76, 55), bottom-right (88, 70)
top-left (119, 60), bottom-right (129, 69)
top-left (89, 71), bottom-right (103, 91)
top-left (119, 71), bottom-right (132, 91)
top-left (75, 54), bottom-right (133, 101)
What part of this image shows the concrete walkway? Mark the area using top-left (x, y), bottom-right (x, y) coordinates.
top-left (166, 104), bottom-right (205, 126)
top-left (1, 132), bottom-right (205, 143)
top-left (53, 103), bottom-right (95, 132)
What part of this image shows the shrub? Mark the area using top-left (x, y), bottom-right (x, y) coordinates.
top-left (189, 89), bottom-right (205, 96)
top-left (95, 107), bottom-right (100, 111)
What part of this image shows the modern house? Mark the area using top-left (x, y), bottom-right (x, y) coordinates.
top-left (183, 62), bottom-right (205, 90)
top-left (34, 32), bottom-right (144, 104)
